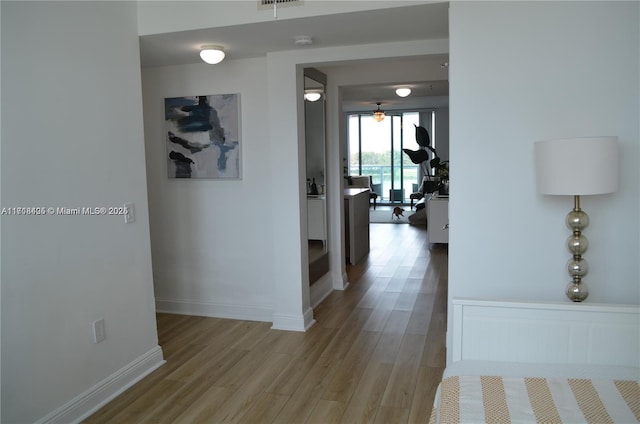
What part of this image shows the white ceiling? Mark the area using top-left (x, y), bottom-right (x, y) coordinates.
top-left (338, 78), bottom-right (449, 112)
top-left (139, 2), bottom-right (450, 108)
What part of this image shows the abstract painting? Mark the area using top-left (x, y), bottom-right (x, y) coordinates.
top-left (164, 94), bottom-right (241, 179)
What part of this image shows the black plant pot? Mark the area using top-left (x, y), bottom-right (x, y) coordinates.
top-left (438, 181), bottom-right (448, 195)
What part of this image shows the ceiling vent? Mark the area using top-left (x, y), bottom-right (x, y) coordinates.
top-left (258, 0), bottom-right (301, 8)
top-left (258, 0), bottom-right (302, 9)
top-left (259, 0), bottom-right (300, 5)
top-left (259, 0), bottom-right (302, 18)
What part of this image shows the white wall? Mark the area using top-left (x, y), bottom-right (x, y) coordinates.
top-left (448, 1), bottom-right (639, 360)
top-left (1, 2), bottom-right (163, 422)
top-left (142, 40), bottom-right (449, 331)
top-left (142, 59), bottom-right (276, 321)
top-left (136, 0), bottom-right (434, 36)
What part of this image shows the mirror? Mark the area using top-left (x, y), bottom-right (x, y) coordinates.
top-left (304, 68), bottom-right (328, 285)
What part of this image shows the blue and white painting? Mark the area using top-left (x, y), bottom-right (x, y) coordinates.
top-left (165, 94), bottom-right (241, 179)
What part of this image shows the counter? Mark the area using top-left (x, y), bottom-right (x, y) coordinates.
top-left (344, 188), bottom-right (370, 265)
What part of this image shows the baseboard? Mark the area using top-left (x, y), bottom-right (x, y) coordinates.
top-left (310, 274), bottom-right (333, 308)
top-left (37, 346), bottom-right (165, 424)
top-left (155, 297), bottom-right (273, 322)
top-left (340, 271), bottom-right (350, 290)
top-left (272, 307), bottom-right (316, 332)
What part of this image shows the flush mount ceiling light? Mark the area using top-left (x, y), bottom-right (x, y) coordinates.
top-left (373, 103), bottom-right (385, 122)
top-left (395, 87), bottom-right (411, 97)
top-left (304, 89), bottom-right (323, 102)
top-left (199, 45), bottom-right (225, 64)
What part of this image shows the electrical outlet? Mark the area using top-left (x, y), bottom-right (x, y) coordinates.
top-left (124, 203), bottom-right (135, 224)
top-left (93, 318), bottom-right (106, 343)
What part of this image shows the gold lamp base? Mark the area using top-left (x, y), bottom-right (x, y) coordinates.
top-left (566, 280), bottom-right (588, 302)
top-left (565, 195), bottom-right (589, 302)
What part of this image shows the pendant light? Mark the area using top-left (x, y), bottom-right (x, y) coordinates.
top-left (373, 102), bottom-right (385, 122)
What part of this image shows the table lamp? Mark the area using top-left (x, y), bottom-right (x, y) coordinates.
top-left (534, 136), bottom-right (619, 302)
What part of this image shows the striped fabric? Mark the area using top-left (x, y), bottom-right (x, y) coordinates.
top-left (435, 375), bottom-right (640, 423)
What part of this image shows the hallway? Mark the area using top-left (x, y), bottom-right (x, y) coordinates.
top-left (85, 223), bottom-right (448, 423)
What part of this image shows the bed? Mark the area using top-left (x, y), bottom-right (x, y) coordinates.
top-left (430, 298), bottom-right (640, 423)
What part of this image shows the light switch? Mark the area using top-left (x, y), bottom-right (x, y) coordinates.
top-left (124, 203), bottom-right (135, 224)
top-left (93, 318), bottom-right (106, 343)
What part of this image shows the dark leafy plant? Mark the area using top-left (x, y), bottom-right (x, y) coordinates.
top-left (402, 125), bottom-right (448, 180)
top-left (415, 125), bottom-right (430, 147)
top-left (402, 148), bottom-right (429, 164)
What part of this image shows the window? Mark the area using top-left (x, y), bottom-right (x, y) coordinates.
top-left (347, 110), bottom-right (435, 204)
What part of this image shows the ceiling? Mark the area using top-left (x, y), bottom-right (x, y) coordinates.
top-left (139, 2), bottom-right (450, 108)
top-left (338, 78), bottom-right (449, 112)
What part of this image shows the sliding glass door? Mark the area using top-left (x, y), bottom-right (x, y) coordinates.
top-left (348, 111), bottom-right (432, 204)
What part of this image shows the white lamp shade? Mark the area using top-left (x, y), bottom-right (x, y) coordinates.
top-left (199, 47), bottom-right (225, 64)
top-left (395, 88), bottom-right (411, 97)
top-left (534, 136), bottom-right (619, 195)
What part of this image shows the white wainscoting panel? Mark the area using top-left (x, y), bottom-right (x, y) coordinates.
top-left (452, 298), bottom-right (639, 367)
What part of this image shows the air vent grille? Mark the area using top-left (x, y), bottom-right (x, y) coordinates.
top-left (260, 0), bottom-right (300, 5)
top-left (258, 0), bottom-right (301, 11)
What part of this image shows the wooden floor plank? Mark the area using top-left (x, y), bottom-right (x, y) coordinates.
top-left (380, 334), bottom-right (427, 408)
top-left (104, 379), bottom-right (185, 423)
top-left (405, 293), bottom-right (435, 336)
top-left (164, 341), bottom-right (247, 384)
top-left (170, 385), bottom-right (235, 423)
top-left (239, 392), bottom-right (291, 423)
top-left (270, 359), bottom-right (340, 424)
top-left (207, 352), bottom-right (293, 423)
top-left (408, 366), bottom-right (445, 424)
top-left (339, 362), bottom-right (394, 423)
top-left (306, 400), bottom-right (346, 424)
top-left (374, 406), bottom-right (410, 424)
top-left (321, 330), bottom-right (381, 402)
top-left (84, 224), bottom-right (448, 424)
top-left (266, 326), bottom-right (337, 396)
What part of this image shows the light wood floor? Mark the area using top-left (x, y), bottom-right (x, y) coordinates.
top-left (85, 223), bottom-right (448, 424)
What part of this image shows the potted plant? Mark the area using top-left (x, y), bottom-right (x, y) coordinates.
top-left (402, 125), bottom-right (448, 194)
